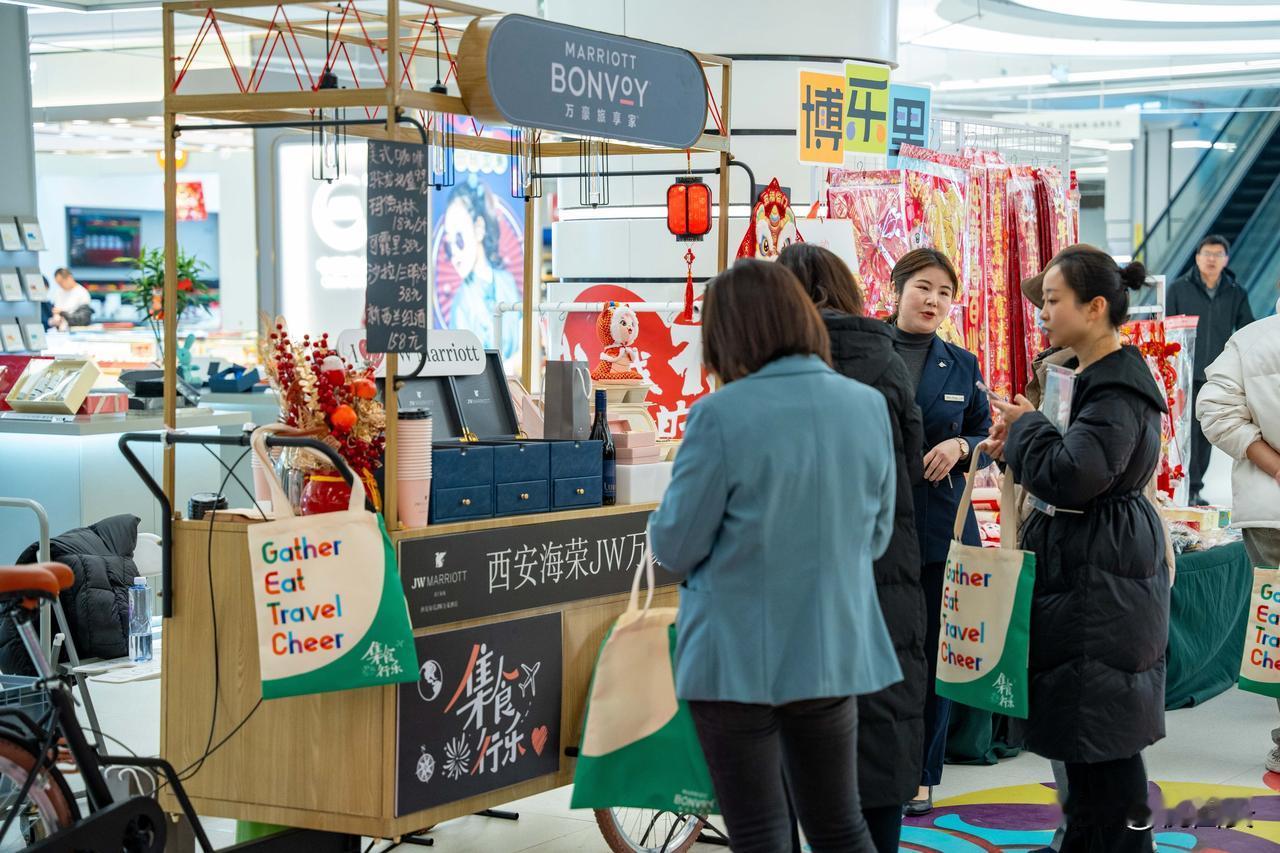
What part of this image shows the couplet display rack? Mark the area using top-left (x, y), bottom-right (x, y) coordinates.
top-left (148, 0), bottom-right (737, 841)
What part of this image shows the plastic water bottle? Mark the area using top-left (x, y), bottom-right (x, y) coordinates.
top-left (128, 577), bottom-right (153, 663)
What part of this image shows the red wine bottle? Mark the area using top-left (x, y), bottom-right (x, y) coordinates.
top-left (591, 389), bottom-right (616, 505)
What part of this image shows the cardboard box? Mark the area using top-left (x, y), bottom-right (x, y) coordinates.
top-left (77, 391), bottom-right (129, 415)
top-left (617, 462), bottom-right (673, 505)
top-left (6, 358), bottom-right (101, 414)
top-left (614, 431), bottom-right (657, 449)
top-left (617, 445), bottom-right (662, 464)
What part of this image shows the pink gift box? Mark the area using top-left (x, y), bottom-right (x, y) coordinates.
top-left (615, 431), bottom-right (657, 449)
top-left (77, 391), bottom-right (128, 415)
top-left (617, 445), bottom-right (662, 464)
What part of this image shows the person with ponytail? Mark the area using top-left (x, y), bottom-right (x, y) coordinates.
top-left (884, 248), bottom-right (991, 815)
top-left (985, 245), bottom-right (1169, 852)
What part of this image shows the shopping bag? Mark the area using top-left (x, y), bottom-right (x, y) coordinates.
top-left (1238, 565), bottom-right (1280, 698)
top-left (935, 455), bottom-right (1036, 718)
top-left (570, 546), bottom-right (717, 814)
top-left (544, 360), bottom-right (591, 440)
top-left (244, 425), bottom-right (418, 700)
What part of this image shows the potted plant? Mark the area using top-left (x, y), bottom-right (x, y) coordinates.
top-left (116, 246), bottom-right (215, 353)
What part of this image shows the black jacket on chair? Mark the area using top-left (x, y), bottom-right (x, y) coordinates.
top-left (1005, 346), bottom-right (1169, 763)
top-left (823, 311), bottom-right (927, 808)
top-left (2, 514), bottom-right (141, 674)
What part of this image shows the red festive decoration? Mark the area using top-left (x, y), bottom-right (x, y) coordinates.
top-left (678, 247), bottom-right (698, 325)
top-left (667, 176), bottom-right (712, 241)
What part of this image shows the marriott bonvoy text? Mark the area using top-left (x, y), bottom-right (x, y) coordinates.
top-left (261, 537), bottom-right (347, 657)
top-left (551, 41), bottom-right (651, 109)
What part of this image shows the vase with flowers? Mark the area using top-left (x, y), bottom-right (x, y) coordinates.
top-left (260, 319), bottom-right (386, 514)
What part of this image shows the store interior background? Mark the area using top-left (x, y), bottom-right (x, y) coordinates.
top-left (4, 0), bottom-right (1280, 848)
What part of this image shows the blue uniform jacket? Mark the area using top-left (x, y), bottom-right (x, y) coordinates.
top-left (913, 336), bottom-right (993, 565)
top-left (648, 355), bottom-right (903, 706)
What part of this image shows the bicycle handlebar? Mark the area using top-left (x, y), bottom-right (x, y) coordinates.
top-left (118, 432), bottom-right (355, 619)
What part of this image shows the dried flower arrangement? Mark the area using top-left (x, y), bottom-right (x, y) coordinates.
top-left (259, 317), bottom-right (386, 489)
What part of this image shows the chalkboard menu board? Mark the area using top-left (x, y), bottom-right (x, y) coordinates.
top-left (395, 613), bottom-right (563, 815)
top-left (366, 139), bottom-right (432, 354)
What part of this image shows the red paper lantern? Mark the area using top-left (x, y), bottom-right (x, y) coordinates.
top-left (667, 176), bottom-right (712, 241)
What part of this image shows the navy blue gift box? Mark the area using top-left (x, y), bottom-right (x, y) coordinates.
top-left (395, 352), bottom-right (604, 525)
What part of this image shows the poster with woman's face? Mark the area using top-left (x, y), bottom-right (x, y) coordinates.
top-left (431, 138), bottom-right (524, 372)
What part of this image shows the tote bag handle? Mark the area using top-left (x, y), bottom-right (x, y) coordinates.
top-left (950, 452), bottom-right (1018, 551)
top-left (250, 424), bottom-right (367, 519)
top-left (627, 533), bottom-right (658, 615)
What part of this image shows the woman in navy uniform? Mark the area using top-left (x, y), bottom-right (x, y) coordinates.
top-left (887, 249), bottom-right (992, 815)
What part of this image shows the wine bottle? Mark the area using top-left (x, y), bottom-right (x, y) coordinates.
top-left (591, 389), bottom-right (617, 505)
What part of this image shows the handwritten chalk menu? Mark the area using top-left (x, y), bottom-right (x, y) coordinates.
top-left (365, 139), bottom-right (431, 354)
top-left (399, 507), bottom-right (679, 629)
top-left (396, 613), bottom-right (562, 815)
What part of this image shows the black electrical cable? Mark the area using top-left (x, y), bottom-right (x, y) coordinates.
top-left (170, 445), bottom-right (254, 784)
top-left (199, 443), bottom-right (270, 522)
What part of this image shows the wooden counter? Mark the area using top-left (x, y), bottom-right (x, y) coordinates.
top-left (161, 503), bottom-right (676, 837)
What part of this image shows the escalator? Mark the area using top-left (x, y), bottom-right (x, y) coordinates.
top-left (1136, 89), bottom-right (1280, 314)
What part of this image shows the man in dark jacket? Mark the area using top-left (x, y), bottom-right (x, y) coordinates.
top-left (3, 515), bottom-right (140, 674)
top-left (1167, 235), bottom-right (1255, 504)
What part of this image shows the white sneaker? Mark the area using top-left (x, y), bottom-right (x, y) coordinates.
top-left (1267, 746), bottom-right (1280, 774)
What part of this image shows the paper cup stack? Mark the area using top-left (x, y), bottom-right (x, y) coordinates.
top-left (397, 410), bottom-right (433, 528)
top-left (251, 445), bottom-right (283, 509)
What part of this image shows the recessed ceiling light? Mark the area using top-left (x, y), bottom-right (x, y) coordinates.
top-left (108, 117), bottom-right (128, 124)
top-left (96, 135), bottom-right (112, 141)
top-left (54, 150), bottom-right (67, 156)
top-left (1171, 140), bottom-right (1213, 150)
top-left (71, 119), bottom-right (89, 126)
top-left (147, 116), bottom-right (163, 123)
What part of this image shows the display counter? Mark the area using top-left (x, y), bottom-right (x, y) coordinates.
top-left (0, 409), bottom-right (250, 559)
top-left (161, 502), bottom-right (677, 837)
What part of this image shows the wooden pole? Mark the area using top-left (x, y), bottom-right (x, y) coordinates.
top-left (716, 62), bottom-right (733, 273)
top-left (383, 0), bottom-right (401, 531)
top-left (162, 8), bottom-right (179, 507)
top-left (521, 194), bottom-right (535, 391)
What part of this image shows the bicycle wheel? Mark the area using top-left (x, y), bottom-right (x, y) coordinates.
top-left (0, 736), bottom-right (78, 851)
top-left (594, 807), bottom-right (706, 853)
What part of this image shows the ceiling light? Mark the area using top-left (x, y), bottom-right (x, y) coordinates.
top-left (1012, 0), bottom-right (1280, 23)
top-left (1123, 103), bottom-right (1143, 112)
top-left (54, 150), bottom-right (67, 156)
top-left (131, 150), bottom-right (145, 156)
top-left (936, 59), bottom-right (1280, 92)
top-left (914, 25), bottom-right (1280, 58)
top-left (1172, 140), bottom-right (1212, 150)
top-left (1109, 142), bottom-right (1134, 152)
top-left (108, 117), bottom-right (128, 125)
top-left (1074, 166), bottom-right (1108, 176)
top-left (1143, 101), bottom-right (1162, 110)
top-left (71, 119), bottom-right (89, 126)
top-left (147, 116), bottom-right (163, 123)
top-left (1214, 141), bottom-right (1238, 152)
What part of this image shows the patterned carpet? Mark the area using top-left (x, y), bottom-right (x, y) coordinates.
top-left (900, 781), bottom-right (1280, 852)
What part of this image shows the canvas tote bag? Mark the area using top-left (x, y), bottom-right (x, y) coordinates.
top-left (570, 545), bottom-right (716, 814)
top-left (1239, 565), bottom-right (1280, 698)
top-left (934, 455), bottom-right (1037, 718)
top-left (245, 424), bottom-right (418, 699)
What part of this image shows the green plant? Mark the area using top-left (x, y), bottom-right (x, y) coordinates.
top-left (116, 246), bottom-right (215, 345)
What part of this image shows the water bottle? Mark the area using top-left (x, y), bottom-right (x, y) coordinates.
top-left (128, 577), bottom-right (153, 663)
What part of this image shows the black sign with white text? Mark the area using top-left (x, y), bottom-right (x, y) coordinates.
top-left (398, 508), bottom-right (678, 628)
top-left (365, 139), bottom-right (431, 354)
top-left (472, 15), bottom-right (709, 149)
top-left (395, 613), bottom-right (563, 815)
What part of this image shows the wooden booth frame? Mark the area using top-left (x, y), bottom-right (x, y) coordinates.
top-left (155, 0), bottom-right (734, 839)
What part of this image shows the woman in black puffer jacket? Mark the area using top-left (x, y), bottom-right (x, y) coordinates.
top-left (780, 244), bottom-right (926, 853)
top-left (987, 245), bottom-right (1169, 853)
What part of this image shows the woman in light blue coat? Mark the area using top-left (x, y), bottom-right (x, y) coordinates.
top-left (649, 259), bottom-right (900, 853)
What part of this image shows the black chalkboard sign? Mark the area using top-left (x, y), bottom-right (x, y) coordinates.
top-left (395, 613), bottom-right (563, 815)
top-left (366, 139), bottom-right (432, 354)
top-left (398, 507), bottom-right (678, 628)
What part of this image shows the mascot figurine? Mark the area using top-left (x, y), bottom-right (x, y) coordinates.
top-left (591, 301), bottom-right (644, 381)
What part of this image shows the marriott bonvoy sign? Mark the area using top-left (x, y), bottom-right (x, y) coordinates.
top-left (458, 14), bottom-right (709, 149)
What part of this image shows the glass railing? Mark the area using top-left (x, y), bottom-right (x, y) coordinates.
top-left (1135, 89), bottom-right (1280, 277)
top-left (1231, 175), bottom-right (1280, 318)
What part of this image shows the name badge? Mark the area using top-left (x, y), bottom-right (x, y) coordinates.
top-left (944, 394), bottom-right (966, 402)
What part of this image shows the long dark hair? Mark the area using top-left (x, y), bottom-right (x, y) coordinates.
top-left (446, 178), bottom-right (503, 268)
top-left (701, 259), bottom-right (831, 383)
top-left (886, 248), bottom-right (959, 326)
top-left (776, 243), bottom-right (865, 316)
top-left (1049, 244), bottom-right (1147, 327)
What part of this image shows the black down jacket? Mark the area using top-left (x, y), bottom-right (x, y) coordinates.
top-left (2, 515), bottom-right (140, 674)
top-left (1005, 346), bottom-right (1170, 764)
top-left (823, 310), bottom-right (927, 807)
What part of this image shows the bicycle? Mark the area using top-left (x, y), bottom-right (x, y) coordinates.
top-left (594, 807), bottom-right (711, 852)
top-left (0, 560), bottom-right (355, 852)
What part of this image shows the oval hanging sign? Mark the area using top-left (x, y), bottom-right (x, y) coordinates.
top-left (458, 14), bottom-right (709, 150)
